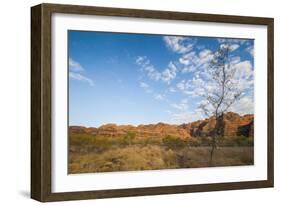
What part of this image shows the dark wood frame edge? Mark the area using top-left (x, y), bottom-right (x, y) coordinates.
top-left (31, 3), bottom-right (274, 202)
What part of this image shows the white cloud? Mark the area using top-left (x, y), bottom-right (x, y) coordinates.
top-left (246, 45), bottom-right (254, 56)
top-left (217, 38), bottom-right (247, 45)
top-left (196, 58), bottom-right (253, 116)
top-left (179, 49), bottom-right (213, 73)
top-left (69, 58), bottom-right (84, 72)
top-left (136, 37), bottom-right (254, 119)
top-left (171, 99), bottom-right (189, 111)
top-left (169, 87), bottom-right (176, 92)
top-left (163, 36), bottom-right (195, 54)
top-left (139, 82), bottom-right (149, 88)
top-left (136, 56), bottom-right (177, 84)
top-left (230, 60), bottom-right (254, 93)
top-left (136, 56), bottom-right (161, 81)
top-left (173, 42), bottom-right (254, 117)
top-left (154, 94), bottom-right (165, 101)
top-left (169, 112), bottom-right (203, 124)
top-left (136, 56), bottom-right (150, 66)
top-left (165, 110), bottom-right (172, 114)
top-left (230, 56), bottom-right (241, 64)
top-left (229, 44), bottom-right (240, 51)
top-left (199, 49), bottom-right (211, 59)
top-left (139, 82), bottom-right (152, 93)
top-left (69, 72), bottom-right (94, 86)
top-left (69, 57), bottom-right (94, 87)
top-left (176, 80), bottom-right (188, 91)
top-left (233, 60), bottom-right (253, 80)
top-left (176, 78), bottom-right (205, 97)
top-left (171, 104), bottom-right (184, 110)
top-left (229, 95), bottom-right (254, 115)
top-left (161, 62), bottom-right (177, 84)
top-left (179, 51), bottom-right (196, 65)
top-left (220, 43), bottom-right (240, 52)
top-left (199, 49), bottom-right (214, 64)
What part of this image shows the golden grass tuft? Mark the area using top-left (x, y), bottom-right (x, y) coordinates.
top-left (68, 133), bottom-right (254, 173)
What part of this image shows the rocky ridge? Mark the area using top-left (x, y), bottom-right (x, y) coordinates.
top-left (69, 112), bottom-right (254, 139)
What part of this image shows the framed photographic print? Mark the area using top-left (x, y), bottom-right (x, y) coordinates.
top-left (31, 3), bottom-right (274, 202)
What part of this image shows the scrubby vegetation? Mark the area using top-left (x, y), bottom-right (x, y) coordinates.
top-left (68, 132), bottom-right (254, 174)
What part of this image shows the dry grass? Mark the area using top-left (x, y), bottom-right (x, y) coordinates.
top-left (69, 144), bottom-right (253, 174)
top-left (68, 133), bottom-right (253, 173)
top-left (177, 146), bottom-right (253, 168)
top-left (69, 145), bottom-right (178, 173)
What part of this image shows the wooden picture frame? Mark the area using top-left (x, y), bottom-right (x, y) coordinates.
top-left (31, 3), bottom-right (274, 202)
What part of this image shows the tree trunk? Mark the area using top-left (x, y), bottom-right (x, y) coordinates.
top-left (209, 137), bottom-right (216, 165)
top-left (209, 113), bottom-right (224, 166)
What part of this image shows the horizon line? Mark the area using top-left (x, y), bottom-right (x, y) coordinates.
top-left (69, 112), bottom-right (254, 128)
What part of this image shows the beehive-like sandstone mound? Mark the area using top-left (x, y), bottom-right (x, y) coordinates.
top-left (69, 112), bottom-right (254, 139)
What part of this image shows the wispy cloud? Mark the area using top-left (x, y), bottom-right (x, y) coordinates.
top-left (229, 44), bottom-right (240, 51)
top-left (171, 99), bottom-right (189, 111)
top-left (139, 82), bottom-right (149, 88)
top-left (176, 59), bottom-right (253, 98)
top-left (69, 57), bottom-right (94, 87)
top-left (69, 58), bottom-right (84, 72)
top-left (136, 36), bottom-right (254, 120)
top-left (163, 36), bottom-right (195, 54)
top-left (230, 95), bottom-right (254, 114)
top-left (179, 49), bottom-right (213, 73)
top-left (217, 38), bottom-right (247, 45)
top-left (69, 72), bottom-right (94, 86)
top-left (169, 111), bottom-right (203, 124)
top-left (154, 94), bottom-right (165, 101)
top-left (175, 39), bottom-right (253, 118)
top-left (139, 81), bottom-right (165, 102)
top-left (168, 87), bottom-right (176, 92)
top-left (139, 81), bottom-right (152, 93)
top-left (174, 40), bottom-right (254, 98)
top-left (136, 56), bottom-right (178, 84)
top-left (136, 56), bottom-right (161, 81)
top-left (161, 62), bottom-right (178, 84)
top-left (245, 45), bottom-right (254, 56)
top-left (217, 38), bottom-right (250, 53)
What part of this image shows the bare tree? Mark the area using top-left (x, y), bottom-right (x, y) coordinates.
top-left (199, 43), bottom-right (242, 165)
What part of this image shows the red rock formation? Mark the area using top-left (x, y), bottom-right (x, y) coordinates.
top-left (183, 112), bottom-right (254, 137)
top-left (69, 112), bottom-right (254, 139)
top-left (69, 126), bottom-right (97, 134)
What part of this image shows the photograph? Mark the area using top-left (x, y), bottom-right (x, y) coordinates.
top-left (30, 3), bottom-right (274, 201)
top-left (68, 31), bottom-right (255, 174)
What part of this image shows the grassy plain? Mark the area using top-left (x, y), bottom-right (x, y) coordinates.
top-left (68, 132), bottom-right (253, 174)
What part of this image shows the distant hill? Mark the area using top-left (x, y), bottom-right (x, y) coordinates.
top-left (69, 112), bottom-right (254, 139)
top-left (180, 112), bottom-right (253, 138)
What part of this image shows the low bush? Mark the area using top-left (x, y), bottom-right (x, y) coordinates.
top-left (69, 134), bottom-right (113, 152)
top-left (120, 131), bottom-right (136, 146)
top-left (218, 136), bottom-right (254, 147)
top-left (162, 135), bottom-right (186, 149)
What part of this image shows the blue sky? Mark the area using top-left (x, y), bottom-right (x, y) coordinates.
top-left (68, 30), bottom-right (254, 127)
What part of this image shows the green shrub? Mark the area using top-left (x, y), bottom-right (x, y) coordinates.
top-left (69, 133), bottom-right (92, 146)
top-left (187, 137), bottom-right (202, 147)
top-left (233, 136), bottom-right (253, 146)
top-left (118, 131), bottom-right (136, 146)
top-left (162, 135), bottom-right (186, 149)
top-left (69, 133), bottom-right (114, 153)
top-left (217, 136), bottom-right (254, 147)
